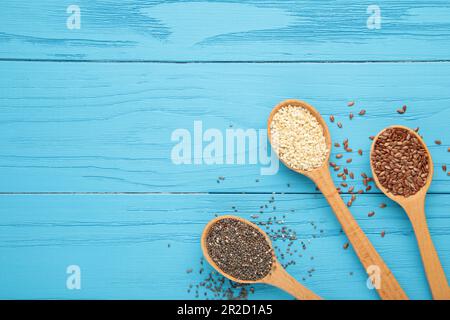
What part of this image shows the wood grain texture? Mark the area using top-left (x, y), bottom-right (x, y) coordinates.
top-left (1, 2), bottom-right (449, 301)
top-left (1, 1), bottom-right (450, 61)
top-left (0, 61), bottom-right (449, 193)
top-left (370, 125), bottom-right (450, 299)
top-left (0, 193), bottom-right (448, 300)
top-left (403, 199), bottom-right (450, 299)
top-left (312, 167), bottom-right (408, 299)
top-left (264, 261), bottom-right (323, 300)
top-left (267, 100), bottom-right (407, 299)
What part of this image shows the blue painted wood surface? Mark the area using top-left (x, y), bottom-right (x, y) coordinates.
top-left (0, 0), bottom-right (449, 300)
top-left (1, 1), bottom-right (450, 61)
top-left (0, 62), bottom-right (449, 193)
top-left (0, 194), bottom-right (449, 299)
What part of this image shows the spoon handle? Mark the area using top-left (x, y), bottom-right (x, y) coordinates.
top-left (311, 167), bottom-right (408, 300)
top-left (403, 200), bottom-right (450, 300)
top-left (266, 263), bottom-right (322, 300)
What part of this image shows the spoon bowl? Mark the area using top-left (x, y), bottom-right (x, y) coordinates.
top-left (201, 215), bottom-right (322, 299)
top-left (370, 125), bottom-right (433, 204)
top-left (267, 99), bottom-right (332, 178)
top-left (267, 99), bottom-right (408, 300)
top-left (370, 125), bottom-right (449, 299)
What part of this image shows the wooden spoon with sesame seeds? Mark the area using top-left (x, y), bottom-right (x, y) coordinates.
top-left (371, 125), bottom-right (450, 300)
top-left (201, 215), bottom-right (322, 300)
top-left (268, 99), bottom-right (408, 300)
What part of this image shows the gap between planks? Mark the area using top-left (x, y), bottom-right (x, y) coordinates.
top-left (2, 58), bottom-right (450, 64)
top-left (0, 192), bottom-right (448, 195)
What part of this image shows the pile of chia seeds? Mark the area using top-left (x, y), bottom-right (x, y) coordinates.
top-left (206, 218), bottom-right (273, 281)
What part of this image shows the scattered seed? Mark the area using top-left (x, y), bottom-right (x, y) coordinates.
top-left (330, 115), bottom-right (335, 123)
top-left (369, 136), bottom-right (375, 140)
top-left (368, 211), bottom-right (375, 217)
top-left (346, 158), bottom-right (352, 163)
top-left (336, 154), bottom-right (343, 159)
top-left (343, 243), bottom-right (349, 250)
top-left (396, 107), bottom-right (405, 114)
top-left (380, 231), bottom-right (386, 238)
top-left (334, 142), bottom-right (341, 148)
top-left (349, 113), bottom-right (354, 120)
top-left (380, 203), bottom-right (387, 208)
top-left (337, 122), bottom-right (343, 128)
top-left (358, 109), bottom-right (366, 116)
top-left (358, 149), bottom-right (363, 156)
top-left (443, 164), bottom-right (447, 172)
top-left (435, 140), bottom-right (442, 145)
top-left (348, 101), bottom-right (355, 107)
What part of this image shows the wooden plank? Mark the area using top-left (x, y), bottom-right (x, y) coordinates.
top-left (1, 1), bottom-right (450, 61)
top-left (1, 61), bottom-right (449, 193)
top-left (0, 193), bottom-right (448, 299)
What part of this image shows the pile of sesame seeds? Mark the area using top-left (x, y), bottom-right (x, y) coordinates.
top-left (270, 105), bottom-right (329, 171)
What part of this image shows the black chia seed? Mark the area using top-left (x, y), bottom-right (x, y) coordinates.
top-left (206, 218), bottom-right (273, 281)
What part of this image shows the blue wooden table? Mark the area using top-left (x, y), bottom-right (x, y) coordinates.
top-left (0, 1), bottom-right (449, 300)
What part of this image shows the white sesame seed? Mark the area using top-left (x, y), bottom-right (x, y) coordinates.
top-left (270, 105), bottom-right (329, 171)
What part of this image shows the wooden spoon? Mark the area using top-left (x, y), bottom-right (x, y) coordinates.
top-left (267, 99), bottom-right (408, 300)
top-left (201, 215), bottom-right (322, 300)
top-left (370, 125), bottom-right (450, 300)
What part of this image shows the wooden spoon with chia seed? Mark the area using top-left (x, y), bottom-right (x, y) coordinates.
top-left (268, 99), bottom-right (408, 300)
top-left (201, 215), bottom-right (322, 300)
top-left (370, 125), bottom-right (450, 300)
